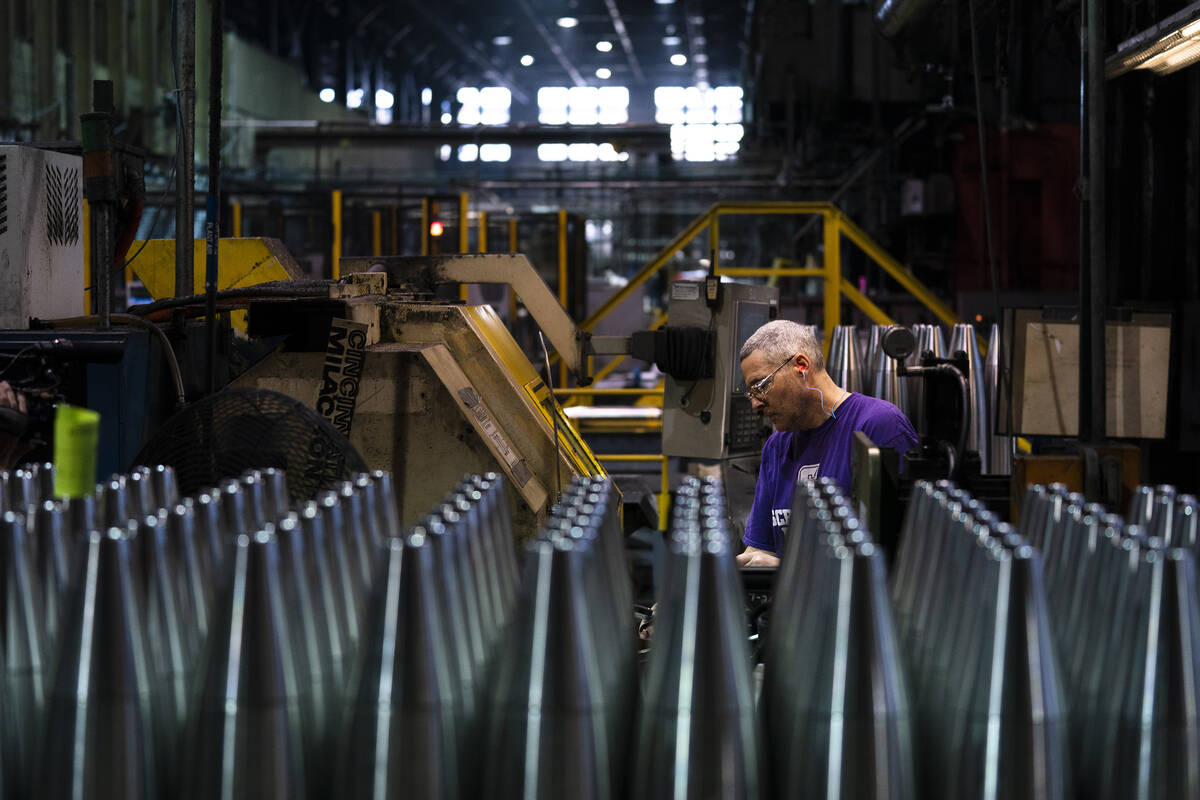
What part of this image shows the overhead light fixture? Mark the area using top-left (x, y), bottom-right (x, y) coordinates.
top-left (520, 54), bottom-right (535, 66)
top-left (421, 87), bottom-right (432, 106)
top-left (319, 88), bottom-right (336, 103)
top-left (670, 53), bottom-right (688, 66)
top-left (595, 67), bottom-right (611, 79)
top-left (655, 0), bottom-right (675, 4)
top-left (693, 53), bottom-right (708, 64)
top-left (556, 16), bottom-right (578, 28)
top-left (375, 89), bottom-right (394, 110)
top-left (1107, 1), bottom-right (1200, 77)
top-left (440, 112), bottom-right (452, 124)
top-left (493, 35), bottom-right (512, 46)
top-left (662, 35), bottom-right (681, 46)
top-left (346, 88), bottom-right (364, 109)
top-left (596, 40), bottom-right (613, 52)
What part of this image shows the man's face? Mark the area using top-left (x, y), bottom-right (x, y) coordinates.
top-left (741, 350), bottom-right (809, 432)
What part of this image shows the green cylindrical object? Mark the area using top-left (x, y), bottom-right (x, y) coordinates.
top-left (53, 405), bottom-right (101, 499)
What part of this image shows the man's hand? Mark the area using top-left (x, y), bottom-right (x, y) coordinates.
top-left (736, 545), bottom-right (779, 567)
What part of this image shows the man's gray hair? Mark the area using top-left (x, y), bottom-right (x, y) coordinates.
top-left (738, 319), bottom-right (824, 371)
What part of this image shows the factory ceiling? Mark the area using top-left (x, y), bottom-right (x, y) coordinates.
top-left (226, 0), bottom-right (751, 108)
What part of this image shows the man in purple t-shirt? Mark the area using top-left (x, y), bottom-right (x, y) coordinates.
top-left (735, 320), bottom-right (917, 566)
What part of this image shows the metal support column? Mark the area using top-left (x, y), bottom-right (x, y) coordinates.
top-left (1080, 0), bottom-right (1107, 442)
top-left (175, 0), bottom-right (196, 301)
top-left (331, 190), bottom-right (343, 278)
top-left (458, 192), bottom-right (469, 301)
top-left (372, 210), bottom-right (382, 256)
top-left (557, 207), bottom-right (568, 387)
top-left (822, 210), bottom-right (841, 357)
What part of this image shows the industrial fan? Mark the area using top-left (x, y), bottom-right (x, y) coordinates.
top-left (133, 387), bottom-right (367, 503)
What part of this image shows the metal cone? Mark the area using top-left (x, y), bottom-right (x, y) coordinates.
top-left (828, 325), bottom-right (863, 394)
top-left (632, 525), bottom-right (762, 800)
top-left (297, 501), bottom-right (351, 701)
top-left (191, 489), bottom-right (226, 592)
top-left (261, 468), bottom-right (289, 521)
top-left (100, 476), bottom-right (131, 530)
top-left (0, 509), bottom-right (47, 799)
top-left (985, 323), bottom-right (1012, 474)
top-left (871, 343), bottom-right (910, 413)
top-left (338, 481), bottom-right (373, 595)
top-left (275, 512), bottom-right (331, 797)
top-left (1105, 548), bottom-right (1200, 799)
top-left (863, 325), bottom-right (884, 396)
top-left (352, 473), bottom-right (384, 549)
top-left (316, 490), bottom-right (363, 659)
top-left (239, 473), bottom-right (271, 529)
top-left (165, 502), bottom-right (209, 663)
top-left (339, 534), bottom-right (461, 800)
top-left (136, 511), bottom-right (190, 797)
top-left (37, 525), bottom-right (156, 799)
top-left (772, 541), bottom-right (915, 800)
top-left (128, 468), bottom-right (158, 520)
top-left (181, 531), bottom-right (306, 800)
top-left (369, 470), bottom-right (402, 539)
top-left (485, 538), bottom-right (616, 800)
top-left (152, 465), bottom-right (179, 509)
top-left (1128, 485), bottom-right (1157, 526)
top-left (33, 500), bottom-right (69, 659)
top-left (474, 473), bottom-right (519, 610)
top-left (32, 462), bottom-right (54, 506)
top-left (948, 545), bottom-right (1068, 800)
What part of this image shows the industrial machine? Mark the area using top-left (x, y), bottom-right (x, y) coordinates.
top-left (228, 253), bottom-right (620, 538)
top-left (660, 280), bottom-right (778, 461)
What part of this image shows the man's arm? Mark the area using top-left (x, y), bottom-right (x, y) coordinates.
top-left (736, 545), bottom-right (779, 567)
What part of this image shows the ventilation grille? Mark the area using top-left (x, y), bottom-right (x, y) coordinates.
top-left (44, 162), bottom-right (80, 246)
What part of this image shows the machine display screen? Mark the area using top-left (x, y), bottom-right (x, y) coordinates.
top-left (730, 302), bottom-right (772, 395)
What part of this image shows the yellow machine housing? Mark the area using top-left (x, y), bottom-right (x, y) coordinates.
top-left (232, 278), bottom-right (609, 540)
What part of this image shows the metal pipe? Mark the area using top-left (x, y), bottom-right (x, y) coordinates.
top-left (175, 0), bottom-right (196, 302)
top-left (205, 0), bottom-right (224, 396)
top-left (1081, 0), bottom-right (1107, 443)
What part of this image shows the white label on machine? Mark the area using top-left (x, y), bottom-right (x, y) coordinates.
top-left (458, 387), bottom-right (533, 486)
top-left (671, 283), bottom-right (701, 301)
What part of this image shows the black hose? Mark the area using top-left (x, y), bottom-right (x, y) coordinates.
top-left (126, 281), bottom-right (333, 316)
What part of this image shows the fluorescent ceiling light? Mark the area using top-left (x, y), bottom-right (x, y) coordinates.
top-left (1107, 0), bottom-right (1200, 77)
top-left (670, 53), bottom-right (688, 66)
top-left (662, 35), bottom-right (681, 46)
top-left (493, 35), bottom-right (512, 45)
top-left (655, 0), bottom-right (675, 4)
top-left (595, 67), bottom-right (611, 79)
top-left (556, 16), bottom-right (578, 28)
top-left (319, 88), bottom-right (335, 103)
top-left (520, 54), bottom-right (535, 66)
top-left (596, 40), bottom-right (613, 52)
top-left (346, 88), bottom-right (364, 108)
top-left (375, 89), bottom-right (394, 110)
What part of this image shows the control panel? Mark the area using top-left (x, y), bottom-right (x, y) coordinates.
top-left (661, 280), bottom-right (778, 460)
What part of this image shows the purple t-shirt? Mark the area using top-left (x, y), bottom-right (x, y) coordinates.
top-left (742, 393), bottom-right (917, 555)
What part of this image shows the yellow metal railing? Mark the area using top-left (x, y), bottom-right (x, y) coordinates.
top-left (577, 201), bottom-right (961, 360)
